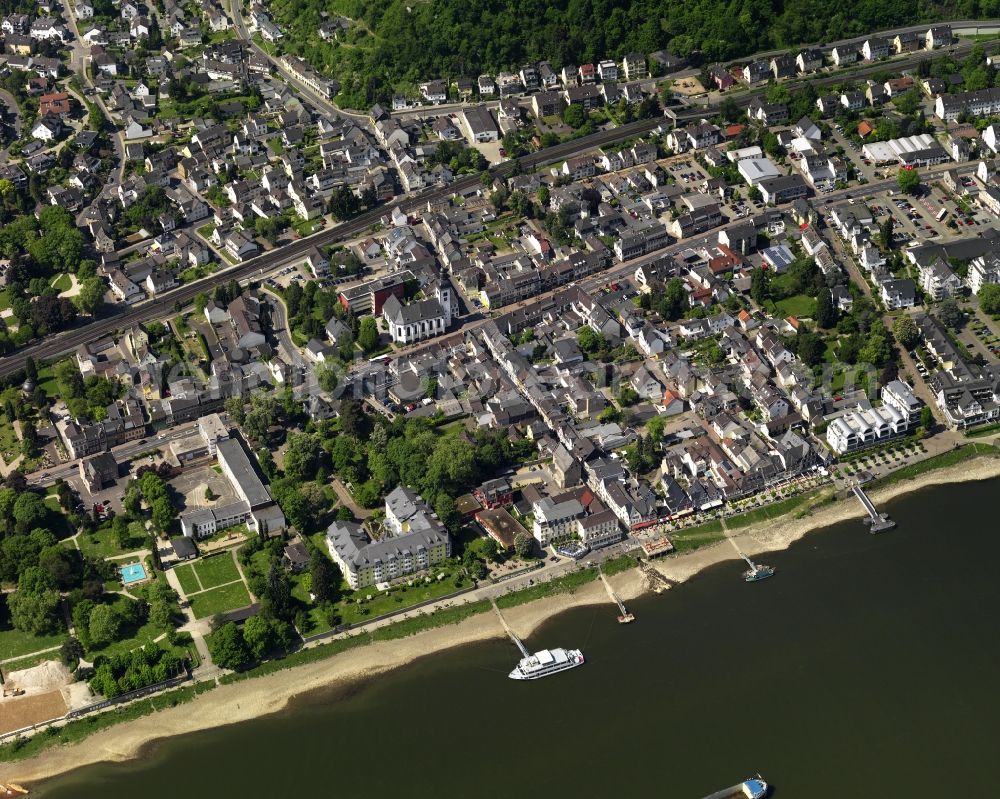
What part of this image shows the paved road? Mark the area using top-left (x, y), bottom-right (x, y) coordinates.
top-left (812, 161), bottom-right (984, 421)
top-left (61, 0), bottom-right (126, 223)
top-left (0, 113), bottom-right (685, 377)
top-left (260, 287), bottom-right (298, 364)
top-left (227, 0), bottom-right (368, 125)
top-left (25, 420), bottom-right (203, 488)
top-left (0, 88), bottom-right (21, 142)
top-left (1, 27), bottom-right (996, 378)
top-left (330, 476), bottom-right (372, 519)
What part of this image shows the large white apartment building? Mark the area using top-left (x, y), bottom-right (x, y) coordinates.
top-left (327, 487), bottom-right (451, 589)
top-left (967, 253), bottom-right (1000, 295)
top-left (826, 381), bottom-right (922, 455)
top-left (532, 497), bottom-right (585, 545)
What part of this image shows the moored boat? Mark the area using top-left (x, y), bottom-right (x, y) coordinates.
top-left (508, 647), bottom-right (584, 680)
top-left (743, 563), bottom-right (775, 582)
top-left (741, 776), bottom-right (769, 798)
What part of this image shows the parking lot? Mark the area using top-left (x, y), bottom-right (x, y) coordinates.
top-left (959, 313), bottom-right (1000, 361)
top-left (169, 463), bottom-right (240, 515)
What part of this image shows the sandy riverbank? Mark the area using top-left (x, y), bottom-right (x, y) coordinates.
top-left (4, 456), bottom-right (999, 786)
top-left (652, 454), bottom-right (1000, 584)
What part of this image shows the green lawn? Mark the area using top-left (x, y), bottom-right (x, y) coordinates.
top-left (189, 582), bottom-right (253, 619)
top-left (193, 554), bottom-right (241, 590)
top-left (284, 543), bottom-right (468, 633)
top-left (0, 415), bottom-right (19, 464)
top-left (35, 364), bottom-right (58, 398)
top-left (51, 272), bottom-right (72, 292)
top-left (0, 621), bottom-right (66, 661)
top-left (869, 443), bottom-right (998, 489)
top-left (85, 617), bottom-right (167, 659)
top-left (335, 565), bottom-right (468, 625)
top-left (726, 490), bottom-right (823, 530)
top-left (77, 521), bottom-right (146, 560)
top-left (1, 650), bottom-right (65, 672)
top-left (293, 216), bottom-right (325, 237)
top-left (205, 29), bottom-right (235, 44)
top-left (495, 566), bottom-right (596, 609)
top-left (769, 294), bottom-right (817, 319)
top-left (0, 289), bottom-right (10, 311)
top-left (179, 265), bottom-right (212, 284)
top-left (173, 563), bottom-right (203, 595)
top-left (668, 520), bottom-right (725, 553)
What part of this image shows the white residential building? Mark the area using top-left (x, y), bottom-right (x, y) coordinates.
top-left (532, 497), bottom-right (585, 546)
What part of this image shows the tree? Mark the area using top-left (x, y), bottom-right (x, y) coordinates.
top-left (328, 186), bottom-right (361, 220)
top-left (513, 532), bottom-right (533, 558)
top-left (562, 104), bottom-right (587, 129)
top-left (338, 399), bottom-right (369, 439)
top-left (897, 168), bottom-right (921, 195)
top-left (317, 363), bottom-right (339, 393)
top-left (309, 550), bottom-right (336, 603)
top-left (879, 217), bottom-right (894, 250)
top-left (257, 448), bottom-right (277, 481)
top-left (617, 386), bottom-right (639, 406)
top-left (357, 317), bottom-right (379, 353)
top-left (207, 622), bottom-right (252, 671)
top-left (979, 283), bottom-right (1000, 315)
top-left (647, 415), bottom-right (666, 444)
top-left (750, 268), bottom-right (771, 306)
top-left (61, 636), bottom-right (84, 666)
top-left (242, 615), bottom-right (285, 660)
top-left (39, 544), bottom-right (75, 589)
top-left (75, 277), bottom-right (107, 315)
top-left (262, 564), bottom-right (292, 621)
top-left (816, 288), bottom-right (837, 329)
top-left (224, 396), bottom-right (246, 426)
top-left (658, 277), bottom-right (687, 321)
top-left (762, 131), bottom-right (781, 157)
top-left (88, 603), bottom-right (122, 646)
top-left (859, 331), bottom-right (891, 367)
top-left (937, 298), bottom-right (964, 330)
top-left (795, 330), bottom-right (825, 367)
top-left (13, 492), bottom-right (48, 534)
top-left (7, 588), bottom-right (61, 635)
top-left (149, 593), bottom-right (177, 630)
top-left (892, 315), bottom-right (920, 349)
top-left (353, 480), bottom-right (381, 508)
top-left (576, 326), bottom-right (606, 354)
top-left (283, 432), bottom-right (323, 482)
top-left (434, 492), bottom-right (458, 530)
top-left (920, 405), bottom-right (934, 430)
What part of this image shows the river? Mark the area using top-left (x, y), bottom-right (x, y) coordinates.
top-left (38, 478), bottom-right (1000, 798)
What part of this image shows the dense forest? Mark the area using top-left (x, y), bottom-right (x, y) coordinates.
top-left (267, 0), bottom-right (1000, 107)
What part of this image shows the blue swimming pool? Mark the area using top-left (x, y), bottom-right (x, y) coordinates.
top-left (120, 562), bottom-right (148, 585)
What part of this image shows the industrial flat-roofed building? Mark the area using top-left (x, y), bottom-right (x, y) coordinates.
top-left (339, 270), bottom-right (414, 315)
top-left (462, 105), bottom-right (499, 142)
top-left (180, 431), bottom-right (286, 538)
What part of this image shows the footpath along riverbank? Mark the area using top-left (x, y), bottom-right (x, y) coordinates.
top-left (2, 453), bottom-right (999, 786)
